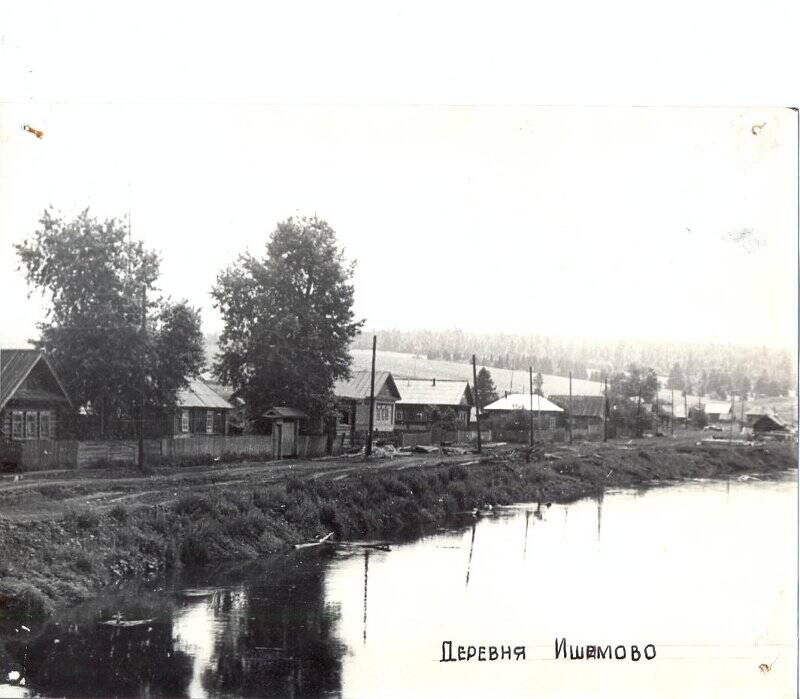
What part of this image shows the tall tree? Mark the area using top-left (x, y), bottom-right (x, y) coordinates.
top-left (212, 216), bottom-right (363, 422)
top-left (15, 209), bottom-right (205, 433)
top-left (667, 362), bottom-right (685, 391)
top-left (533, 371), bottom-right (544, 396)
top-left (474, 367), bottom-right (498, 408)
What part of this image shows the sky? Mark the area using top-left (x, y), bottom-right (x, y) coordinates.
top-left (0, 3), bottom-right (797, 352)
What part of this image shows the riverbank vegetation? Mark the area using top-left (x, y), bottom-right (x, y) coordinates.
top-left (0, 442), bottom-right (795, 622)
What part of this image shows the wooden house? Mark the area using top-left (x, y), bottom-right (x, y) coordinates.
top-left (334, 370), bottom-right (401, 446)
top-left (481, 393), bottom-right (564, 431)
top-left (703, 400), bottom-right (734, 424)
top-left (171, 378), bottom-right (234, 437)
top-left (395, 378), bottom-right (473, 431)
top-left (0, 349), bottom-right (71, 442)
top-left (744, 411), bottom-right (789, 435)
top-left (547, 395), bottom-right (607, 434)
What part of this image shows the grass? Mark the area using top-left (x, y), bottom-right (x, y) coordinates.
top-left (0, 442), bottom-right (795, 621)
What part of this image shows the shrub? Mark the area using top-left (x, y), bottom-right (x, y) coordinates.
top-left (0, 582), bottom-right (53, 620)
top-left (109, 503), bottom-right (130, 522)
top-left (173, 493), bottom-right (214, 516)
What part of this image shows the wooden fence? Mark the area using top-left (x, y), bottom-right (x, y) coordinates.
top-left (19, 434), bottom-right (334, 471)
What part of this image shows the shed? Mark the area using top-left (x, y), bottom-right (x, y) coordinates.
top-left (702, 400), bottom-right (733, 423)
top-left (745, 412), bottom-right (789, 434)
top-left (262, 406), bottom-right (308, 458)
top-left (395, 378), bottom-right (473, 429)
top-left (1, 349), bottom-right (72, 442)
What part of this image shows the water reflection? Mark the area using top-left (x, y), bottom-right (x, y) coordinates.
top-left (0, 472), bottom-right (795, 699)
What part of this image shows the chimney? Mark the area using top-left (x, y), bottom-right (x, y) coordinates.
top-left (432, 377), bottom-right (436, 386)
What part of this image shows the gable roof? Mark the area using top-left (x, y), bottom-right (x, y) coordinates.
top-left (176, 378), bottom-right (234, 410)
top-left (702, 400), bottom-right (732, 415)
top-left (746, 413), bottom-right (788, 429)
top-left (0, 349), bottom-right (72, 410)
top-left (548, 395), bottom-right (606, 418)
top-left (396, 378), bottom-right (472, 407)
top-left (334, 370), bottom-right (401, 401)
top-left (483, 393), bottom-right (564, 413)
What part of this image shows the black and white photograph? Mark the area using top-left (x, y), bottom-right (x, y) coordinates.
top-left (0, 3), bottom-right (798, 698)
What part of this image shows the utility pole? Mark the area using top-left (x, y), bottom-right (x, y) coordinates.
top-left (603, 377), bottom-right (608, 442)
top-left (568, 371), bottom-right (573, 445)
top-left (683, 392), bottom-right (688, 430)
top-left (138, 283), bottom-right (146, 470)
top-left (729, 393), bottom-right (735, 447)
top-left (636, 383), bottom-right (642, 438)
top-left (671, 388), bottom-right (675, 437)
top-left (472, 355), bottom-right (482, 454)
top-left (365, 335), bottom-right (377, 459)
top-left (529, 367), bottom-right (534, 447)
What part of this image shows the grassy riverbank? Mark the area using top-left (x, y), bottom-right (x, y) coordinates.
top-left (0, 440), bottom-right (795, 622)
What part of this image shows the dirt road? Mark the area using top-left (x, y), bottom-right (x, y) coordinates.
top-left (0, 450), bottom-right (483, 521)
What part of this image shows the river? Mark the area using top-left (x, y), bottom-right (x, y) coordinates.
top-left (1, 472), bottom-right (796, 698)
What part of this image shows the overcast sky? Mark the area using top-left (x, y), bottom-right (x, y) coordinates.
top-left (1, 3), bottom-right (797, 351)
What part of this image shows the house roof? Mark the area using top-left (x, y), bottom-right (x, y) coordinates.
top-left (334, 370), bottom-right (401, 400)
top-left (0, 349), bottom-right (71, 411)
top-left (547, 395), bottom-right (606, 418)
top-left (703, 400), bottom-right (733, 414)
top-left (396, 378), bottom-right (472, 407)
top-left (176, 378), bottom-right (234, 410)
top-left (262, 406), bottom-right (308, 419)
top-left (746, 413), bottom-right (788, 429)
top-left (203, 381), bottom-right (245, 407)
top-left (483, 393), bottom-right (564, 413)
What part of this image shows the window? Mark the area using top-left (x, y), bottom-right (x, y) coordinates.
top-left (25, 412), bottom-right (37, 439)
top-left (181, 410), bottom-right (190, 433)
top-left (39, 411), bottom-right (51, 439)
top-left (375, 403), bottom-right (392, 423)
top-left (11, 412), bottom-right (23, 439)
top-left (206, 410), bottom-right (214, 434)
top-left (549, 416), bottom-right (556, 429)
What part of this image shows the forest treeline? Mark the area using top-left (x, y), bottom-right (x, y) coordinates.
top-left (349, 328), bottom-right (795, 398)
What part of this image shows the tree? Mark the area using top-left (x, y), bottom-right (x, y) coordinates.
top-left (533, 371), bottom-right (544, 396)
top-left (474, 367), bottom-right (498, 408)
top-left (606, 364), bottom-right (660, 437)
top-left (212, 216), bottom-right (363, 423)
top-left (667, 363), bottom-right (685, 391)
top-left (15, 209), bottom-right (205, 435)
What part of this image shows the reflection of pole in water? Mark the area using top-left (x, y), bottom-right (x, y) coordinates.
top-left (523, 510), bottom-right (531, 559)
top-left (465, 522), bottom-right (477, 587)
top-left (596, 494), bottom-right (603, 541)
top-left (362, 550), bottom-right (370, 645)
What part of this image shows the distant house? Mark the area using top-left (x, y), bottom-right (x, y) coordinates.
top-left (482, 393), bottom-right (564, 431)
top-left (203, 380), bottom-right (247, 434)
top-left (548, 395), bottom-right (607, 434)
top-left (0, 349), bottom-right (72, 442)
top-left (701, 400), bottom-right (733, 423)
top-left (334, 370), bottom-right (401, 445)
top-left (744, 411), bottom-right (789, 435)
top-left (395, 378), bottom-right (473, 431)
top-left (171, 378), bottom-right (234, 437)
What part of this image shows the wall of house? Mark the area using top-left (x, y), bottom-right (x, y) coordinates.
top-left (1, 404), bottom-right (60, 441)
top-left (355, 399), bottom-right (395, 431)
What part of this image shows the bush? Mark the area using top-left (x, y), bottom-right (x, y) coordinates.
top-left (0, 582), bottom-right (53, 620)
top-left (109, 504), bottom-right (130, 522)
top-left (173, 493), bottom-right (214, 516)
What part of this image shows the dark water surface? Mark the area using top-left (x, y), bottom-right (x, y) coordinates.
top-left (1, 472), bottom-right (796, 698)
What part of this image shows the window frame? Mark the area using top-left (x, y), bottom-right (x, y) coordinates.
top-left (206, 410), bottom-right (214, 434)
top-left (39, 411), bottom-right (51, 439)
top-left (181, 410), bottom-right (190, 433)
